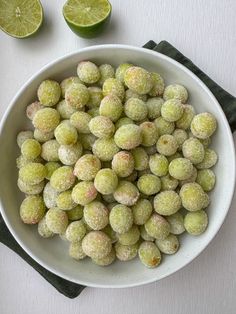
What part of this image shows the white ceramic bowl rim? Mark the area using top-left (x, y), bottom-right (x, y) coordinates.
top-left (0, 44), bottom-right (235, 288)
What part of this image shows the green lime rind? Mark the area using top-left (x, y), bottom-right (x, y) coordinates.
top-left (0, 0), bottom-right (43, 39)
top-left (63, 0), bottom-right (112, 39)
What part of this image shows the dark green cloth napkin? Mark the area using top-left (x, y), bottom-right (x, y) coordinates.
top-left (0, 40), bottom-right (235, 299)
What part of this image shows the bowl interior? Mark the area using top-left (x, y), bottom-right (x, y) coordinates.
top-left (0, 45), bottom-right (234, 288)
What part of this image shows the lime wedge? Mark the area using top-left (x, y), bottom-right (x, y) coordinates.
top-left (0, 0), bottom-right (43, 39)
top-left (63, 0), bottom-right (112, 38)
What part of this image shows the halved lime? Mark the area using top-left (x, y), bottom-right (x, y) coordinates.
top-left (63, 0), bottom-right (112, 38)
top-left (0, 0), bottom-right (43, 39)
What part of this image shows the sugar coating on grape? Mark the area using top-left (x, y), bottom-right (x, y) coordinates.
top-left (156, 234), bottom-right (179, 254)
top-left (156, 135), bottom-right (178, 156)
top-left (84, 201), bottom-right (109, 230)
top-left (113, 181), bottom-right (139, 206)
top-left (33, 108), bottom-right (60, 133)
top-left (80, 133), bottom-right (97, 150)
top-left (77, 61), bottom-right (100, 84)
top-left (167, 152), bottom-right (182, 163)
top-left (73, 154), bottom-right (101, 181)
top-left (138, 241), bottom-right (161, 268)
top-left (92, 138), bottom-right (119, 161)
top-left (115, 117), bottom-right (134, 130)
top-left (184, 210), bottom-right (208, 235)
top-left (54, 120), bottom-right (78, 146)
top-left (60, 76), bottom-right (82, 98)
top-left (70, 111), bottom-right (92, 133)
top-left (16, 155), bottom-right (43, 169)
top-left (131, 147), bottom-right (149, 171)
top-left (50, 166), bottom-right (75, 192)
top-left (41, 140), bottom-right (59, 162)
top-left (125, 89), bottom-right (147, 102)
top-left (87, 107), bottom-right (99, 117)
top-left (146, 97), bottom-right (164, 120)
top-left (139, 122), bottom-right (158, 147)
top-left (114, 124), bottom-right (142, 150)
top-left (182, 137), bottom-right (205, 165)
top-left (99, 94), bottom-right (123, 122)
top-left (145, 213), bottom-right (170, 240)
top-left (17, 178), bottom-right (44, 195)
top-left (163, 84), bottom-right (188, 103)
top-left (56, 190), bottom-right (76, 210)
top-left (65, 83), bottom-right (89, 109)
top-left (176, 104), bottom-right (195, 129)
top-left (89, 116), bottom-right (115, 139)
top-left (19, 162), bottom-right (46, 185)
top-left (161, 99), bottom-right (184, 122)
top-left (38, 216), bottom-right (54, 238)
top-left (17, 130), bottom-right (34, 148)
top-left (124, 98), bottom-right (148, 121)
top-left (117, 225), bottom-right (140, 245)
top-left (67, 205), bottom-right (84, 221)
top-left (149, 153), bottom-right (169, 176)
top-left (37, 80), bottom-right (61, 107)
top-left (82, 231), bottom-right (112, 259)
top-left (98, 64), bottom-right (115, 86)
top-left (45, 208), bottom-right (68, 234)
top-left (111, 151), bottom-right (134, 177)
top-left (149, 72), bottom-right (165, 97)
top-left (69, 241), bottom-right (86, 260)
top-left (43, 182), bottom-right (59, 208)
top-left (137, 174), bottom-right (161, 195)
top-left (65, 220), bottom-right (87, 242)
top-left (72, 181), bottom-right (97, 205)
top-left (74, 155), bottom-right (100, 182)
top-left (172, 129), bottom-right (188, 150)
top-left (102, 78), bottom-right (125, 101)
top-left (115, 63), bottom-right (133, 83)
top-left (160, 174), bottom-right (178, 191)
top-left (109, 204), bottom-right (133, 233)
top-left (154, 116), bottom-right (175, 135)
top-left (115, 242), bottom-right (138, 261)
top-left (124, 66), bottom-right (153, 95)
top-left (166, 212), bottom-right (185, 235)
top-left (20, 195), bottom-right (45, 224)
top-left (94, 168), bottom-right (118, 195)
top-left (196, 148), bottom-right (218, 169)
top-left (26, 101), bottom-right (43, 120)
top-left (179, 166), bottom-right (198, 186)
top-left (169, 158), bottom-right (194, 180)
top-left (21, 139), bottom-right (41, 160)
top-left (102, 224), bottom-right (118, 243)
top-left (58, 142), bottom-right (83, 165)
top-left (45, 162), bottom-right (60, 180)
top-left (180, 182), bottom-right (209, 211)
top-left (191, 112), bottom-right (217, 139)
top-left (57, 99), bottom-right (77, 119)
top-left (87, 86), bottom-right (103, 108)
top-left (154, 191), bottom-right (181, 216)
top-left (92, 248), bottom-right (116, 266)
top-left (34, 129), bottom-right (54, 143)
top-left (132, 199), bottom-right (153, 225)
top-left (196, 169), bottom-right (216, 192)
top-left (140, 225), bottom-right (155, 241)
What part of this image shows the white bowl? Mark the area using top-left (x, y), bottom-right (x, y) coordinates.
top-left (0, 45), bottom-right (235, 288)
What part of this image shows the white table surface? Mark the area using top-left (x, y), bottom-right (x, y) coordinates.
top-left (0, 0), bottom-right (236, 313)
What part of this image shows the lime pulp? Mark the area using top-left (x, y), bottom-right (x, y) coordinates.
top-left (0, 0), bottom-right (43, 39)
top-left (63, 0), bottom-right (112, 38)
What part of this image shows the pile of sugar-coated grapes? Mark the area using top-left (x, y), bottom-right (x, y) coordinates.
top-left (16, 61), bottom-right (217, 268)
